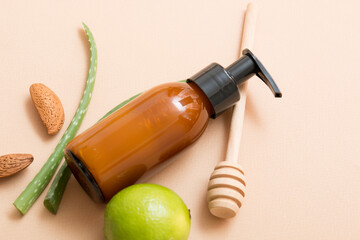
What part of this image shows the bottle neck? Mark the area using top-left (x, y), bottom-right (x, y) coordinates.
top-left (187, 81), bottom-right (215, 118)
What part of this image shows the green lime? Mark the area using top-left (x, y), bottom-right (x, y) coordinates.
top-left (104, 183), bottom-right (191, 240)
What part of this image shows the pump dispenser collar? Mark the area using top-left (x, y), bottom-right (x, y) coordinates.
top-left (187, 49), bottom-right (282, 118)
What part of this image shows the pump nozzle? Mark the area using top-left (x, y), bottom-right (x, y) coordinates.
top-left (226, 49), bottom-right (282, 98)
top-left (188, 48), bottom-right (282, 118)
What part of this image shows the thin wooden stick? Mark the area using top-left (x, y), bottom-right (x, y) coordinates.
top-left (207, 3), bottom-right (257, 219)
top-left (225, 3), bottom-right (257, 163)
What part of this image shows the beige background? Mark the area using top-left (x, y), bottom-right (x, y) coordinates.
top-left (1, 0), bottom-right (360, 239)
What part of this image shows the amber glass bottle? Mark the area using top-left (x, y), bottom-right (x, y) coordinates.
top-left (66, 82), bottom-right (213, 201)
top-left (65, 49), bottom-right (281, 202)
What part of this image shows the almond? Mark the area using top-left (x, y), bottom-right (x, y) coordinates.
top-left (30, 83), bottom-right (65, 135)
top-left (0, 154), bottom-right (33, 178)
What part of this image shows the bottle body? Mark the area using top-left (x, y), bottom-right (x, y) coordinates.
top-left (65, 82), bottom-right (213, 201)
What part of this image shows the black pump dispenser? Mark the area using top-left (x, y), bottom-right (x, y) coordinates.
top-left (187, 49), bottom-right (282, 118)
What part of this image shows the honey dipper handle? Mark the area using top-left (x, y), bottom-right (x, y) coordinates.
top-left (225, 3), bottom-right (257, 163)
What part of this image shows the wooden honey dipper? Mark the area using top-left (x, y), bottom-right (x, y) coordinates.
top-left (207, 3), bottom-right (257, 219)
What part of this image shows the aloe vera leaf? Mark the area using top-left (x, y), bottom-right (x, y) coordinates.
top-left (13, 23), bottom-right (97, 215)
top-left (43, 161), bottom-right (72, 214)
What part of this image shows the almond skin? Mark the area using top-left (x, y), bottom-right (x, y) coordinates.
top-left (0, 154), bottom-right (33, 178)
top-left (30, 83), bottom-right (65, 135)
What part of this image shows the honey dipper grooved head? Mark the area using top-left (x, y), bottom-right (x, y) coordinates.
top-left (207, 161), bottom-right (246, 218)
